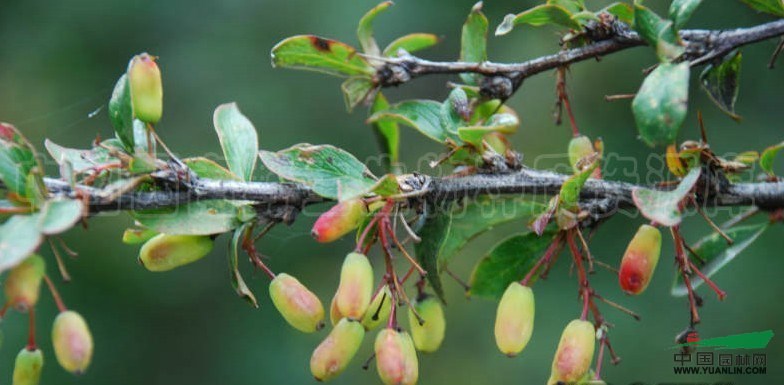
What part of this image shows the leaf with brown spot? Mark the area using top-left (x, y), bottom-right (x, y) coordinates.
top-left (271, 35), bottom-right (374, 77)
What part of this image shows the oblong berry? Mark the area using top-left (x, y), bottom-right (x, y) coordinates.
top-left (494, 282), bottom-right (535, 356)
top-left (375, 328), bottom-right (418, 385)
top-left (335, 252), bottom-right (374, 320)
top-left (4, 255), bottom-right (45, 312)
top-left (619, 224), bottom-right (662, 295)
top-left (361, 285), bottom-right (392, 331)
top-left (128, 53), bottom-right (163, 124)
top-left (269, 273), bottom-right (325, 333)
top-left (310, 318), bottom-right (365, 382)
top-left (548, 319), bottom-right (595, 384)
top-left (52, 310), bottom-right (94, 375)
top-left (568, 135), bottom-right (594, 172)
top-left (408, 295), bottom-right (445, 353)
top-left (138, 234), bottom-right (213, 272)
top-left (12, 348), bottom-right (43, 385)
top-left (311, 199), bottom-right (368, 243)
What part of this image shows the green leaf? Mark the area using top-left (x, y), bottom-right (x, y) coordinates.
top-left (44, 139), bottom-right (121, 174)
top-left (669, 0), bottom-right (704, 29)
top-left (469, 231), bottom-right (557, 299)
top-left (559, 155), bottom-right (600, 211)
top-left (368, 100), bottom-right (455, 143)
top-left (37, 198), bottom-right (83, 235)
top-left (259, 144), bottom-right (377, 200)
top-left (460, 2), bottom-right (488, 85)
top-left (0, 215), bottom-right (43, 273)
top-left (439, 197), bottom-right (545, 269)
top-left (341, 77), bottom-right (376, 112)
top-left (457, 113), bottom-right (519, 148)
top-left (739, 0), bottom-right (784, 16)
top-left (133, 200), bottom-right (248, 235)
top-left (496, 5), bottom-right (582, 36)
top-left (414, 207), bottom-right (452, 303)
top-left (548, 0), bottom-right (585, 14)
top-left (108, 74), bottom-right (136, 151)
top-left (633, 4), bottom-right (684, 61)
top-left (383, 33), bottom-right (440, 57)
top-left (370, 93), bottom-right (400, 166)
top-left (672, 223), bottom-right (769, 296)
top-left (0, 123), bottom-right (37, 196)
top-left (357, 1), bottom-right (393, 56)
top-left (270, 35), bottom-right (374, 77)
top-left (632, 167), bottom-right (700, 226)
top-left (601, 2), bottom-right (634, 24)
top-left (229, 224), bottom-right (259, 308)
top-left (760, 141), bottom-right (784, 176)
top-left (122, 227), bottom-right (158, 244)
top-left (183, 157), bottom-right (240, 180)
top-left (371, 174), bottom-right (400, 197)
top-left (632, 63), bottom-right (690, 146)
top-left (213, 103), bottom-right (259, 182)
top-left (700, 51), bottom-right (742, 121)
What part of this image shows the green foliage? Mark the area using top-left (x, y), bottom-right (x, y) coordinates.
top-left (270, 35), bottom-right (374, 77)
top-left (460, 2), bottom-right (489, 85)
top-left (133, 200), bottom-right (251, 235)
top-left (368, 100), bottom-right (458, 143)
top-left (632, 167), bottom-right (700, 227)
top-left (213, 103), bottom-right (259, 182)
top-left (633, 4), bottom-right (684, 62)
top-left (0, 123), bottom-right (38, 196)
top-left (632, 63), bottom-right (690, 146)
top-left (413, 198), bottom-right (544, 303)
top-left (672, 223), bottom-right (769, 296)
top-left (739, 0), bottom-right (784, 16)
top-left (0, 215), bottom-right (43, 273)
top-left (183, 157), bottom-right (240, 180)
top-left (357, 1), bottom-right (393, 57)
top-left (601, 2), bottom-right (633, 24)
top-left (669, 0), bottom-right (704, 29)
top-left (382, 34), bottom-right (440, 57)
top-left (38, 198), bottom-right (83, 235)
top-left (259, 144), bottom-right (378, 200)
top-left (469, 231), bottom-right (556, 299)
top-left (496, 4), bottom-right (582, 36)
top-left (229, 224), bottom-right (259, 307)
top-left (700, 51), bottom-right (743, 120)
top-left (760, 141), bottom-right (784, 176)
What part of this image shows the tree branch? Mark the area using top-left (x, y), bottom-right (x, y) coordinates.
top-left (38, 168), bottom-right (784, 223)
top-left (377, 19), bottom-right (784, 98)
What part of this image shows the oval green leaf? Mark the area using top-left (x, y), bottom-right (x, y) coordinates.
top-left (213, 103), bottom-right (259, 182)
top-left (270, 35), bottom-right (374, 77)
top-left (632, 63), bottom-right (690, 147)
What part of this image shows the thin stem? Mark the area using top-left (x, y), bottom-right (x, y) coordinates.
top-left (690, 196), bottom-right (733, 244)
top-left (520, 234), bottom-right (564, 286)
top-left (567, 229), bottom-right (591, 321)
top-left (27, 306), bottom-right (36, 350)
top-left (443, 266), bottom-right (470, 293)
top-left (604, 93), bottom-right (636, 101)
top-left (241, 226), bottom-right (276, 280)
top-left (48, 238), bottom-right (72, 282)
top-left (44, 275), bottom-right (67, 312)
top-left (687, 259), bottom-right (727, 300)
top-left (385, 220), bottom-right (426, 275)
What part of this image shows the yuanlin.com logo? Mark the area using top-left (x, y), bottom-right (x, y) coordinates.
top-left (671, 330), bottom-right (773, 376)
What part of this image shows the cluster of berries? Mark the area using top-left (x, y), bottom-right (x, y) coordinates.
top-left (4, 255), bottom-right (93, 385)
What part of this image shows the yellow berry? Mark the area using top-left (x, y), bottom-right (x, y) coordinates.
top-left (494, 282), bottom-right (534, 356)
top-left (52, 310), bottom-right (93, 374)
top-left (310, 318), bottom-right (365, 381)
top-left (335, 252), bottom-right (374, 320)
top-left (269, 273), bottom-right (325, 333)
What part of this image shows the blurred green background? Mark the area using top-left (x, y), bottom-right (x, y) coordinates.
top-left (1, 0), bottom-right (782, 384)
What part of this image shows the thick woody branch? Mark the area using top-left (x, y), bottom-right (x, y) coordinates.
top-left (377, 19), bottom-right (784, 98)
top-left (39, 168), bottom-right (784, 222)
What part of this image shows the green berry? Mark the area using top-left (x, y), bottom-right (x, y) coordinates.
top-left (494, 282), bottom-right (534, 356)
top-left (128, 53), bottom-right (163, 124)
top-left (408, 295), bottom-right (445, 353)
top-left (269, 273), bottom-right (325, 333)
top-left (361, 285), bottom-right (392, 331)
top-left (12, 348), bottom-right (43, 385)
top-left (548, 319), bottom-right (595, 384)
top-left (310, 318), bottom-right (365, 381)
top-left (4, 255), bottom-right (45, 312)
top-left (335, 252), bottom-right (373, 320)
top-left (52, 310), bottom-right (93, 375)
top-left (138, 234), bottom-right (213, 272)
